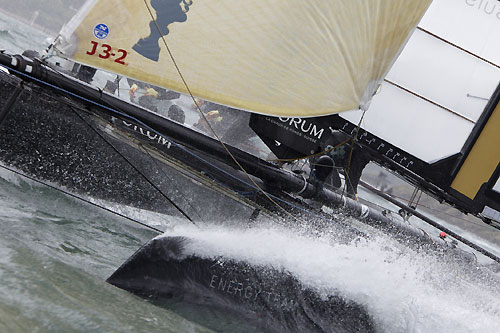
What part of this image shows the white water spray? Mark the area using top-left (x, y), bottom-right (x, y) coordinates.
top-left (163, 223), bottom-right (500, 332)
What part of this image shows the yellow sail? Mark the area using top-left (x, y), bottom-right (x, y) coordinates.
top-left (57, 0), bottom-right (432, 117)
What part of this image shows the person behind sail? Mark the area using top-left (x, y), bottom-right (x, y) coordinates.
top-left (127, 78), bottom-right (181, 114)
top-left (193, 108), bottom-right (223, 135)
top-left (168, 104), bottom-right (186, 124)
top-left (192, 98), bottom-right (220, 133)
top-left (128, 78), bottom-right (181, 101)
top-left (191, 99), bottom-right (256, 148)
top-left (135, 84), bottom-right (160, 112)
top-left (313, 130), bottom-right (371, 198)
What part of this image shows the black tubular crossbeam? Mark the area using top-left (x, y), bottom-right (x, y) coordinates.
top-left (360, 180), bottom-right (500, 264)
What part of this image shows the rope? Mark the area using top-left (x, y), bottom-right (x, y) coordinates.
top-left (360, 182), bottom-right (500, 231)
top-left (408, 187), bottom-right (422, 210)
top-left (340, 108), bottom-right (368, 201)
top-left (143, 0), bottom-right (308, 223)
top-left (342, 168), bottom-right (357, 199)
top-left (0, 163), bottom-right (163, 234)
top-left (70, 106), bottom-right (196, 225)
top-left (139, 143), bottom-right (205, 223)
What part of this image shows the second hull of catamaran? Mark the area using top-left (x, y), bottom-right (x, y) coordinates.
top-left (107, 235), bottom-right (377, 333)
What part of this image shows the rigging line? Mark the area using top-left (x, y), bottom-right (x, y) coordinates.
top-left (408, 187), bottom-right (419, 208)
top-left (69, 106), bottom-right (196, 225)
top-left (466, 94), bottom-right (489, 101)
top-left (6, 66), bottom-right (362, 233)
top-left (138, 143), bottom-right (205, 223)
top-left (0, 163), bottom-right (163, 234)
top-left (383, 79), bottom-right (476, 124)
top-left (359, 182), bottom-right (497, 232)
top-left (409, 188), bottom-right (423, 209)
top-left (341, 108), bottom-right (367, 202)
top-left (372, 189), bottom-right (498, 231)
top-left (358, 181), bottom-right (500, 231)
top-left (417, 26), bottom-right (500, 70)
top-left (342, 168), bottom-right (356, 198)
top-left (143, 1), bottom-right (307, 223)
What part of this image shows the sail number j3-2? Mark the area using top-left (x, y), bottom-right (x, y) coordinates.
top-left (87, 41), bottom-right (128, 65)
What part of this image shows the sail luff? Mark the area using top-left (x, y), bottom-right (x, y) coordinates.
top-left (56, 0), bottom-right (432, 117)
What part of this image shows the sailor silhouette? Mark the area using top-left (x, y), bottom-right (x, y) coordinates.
top-left (133, 0), bottom-right (192, 62)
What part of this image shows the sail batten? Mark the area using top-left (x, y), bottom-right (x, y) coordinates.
top-left (56, 0), bottom-right (432, 117)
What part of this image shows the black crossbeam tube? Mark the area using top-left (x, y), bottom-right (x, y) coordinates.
top-left (360, 180), bottom-right (500, 264)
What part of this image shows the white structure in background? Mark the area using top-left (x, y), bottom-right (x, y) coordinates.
top-left (341, 0), bottom-right (500, 163)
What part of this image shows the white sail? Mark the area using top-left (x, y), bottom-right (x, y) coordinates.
top-left (55, 0), bottom-right (432, 117)
top-left (341, 0), bottom-right (500, 162)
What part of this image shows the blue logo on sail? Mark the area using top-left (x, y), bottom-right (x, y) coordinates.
top-left (94, 24), bottom-right (109, 39)
top-left (133, 0), bottom-right (192, 62)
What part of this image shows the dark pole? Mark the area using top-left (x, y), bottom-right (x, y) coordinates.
top-left (360, 180), bottom-right (500, 264)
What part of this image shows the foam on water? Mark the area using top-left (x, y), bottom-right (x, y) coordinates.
top-left (162, 223), bottom-right (500, 332)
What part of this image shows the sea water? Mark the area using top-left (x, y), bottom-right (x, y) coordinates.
top-left (1, 10), bottom-right (500, 333)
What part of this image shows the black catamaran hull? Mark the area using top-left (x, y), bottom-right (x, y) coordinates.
top-left (1, 52), bottom-right (497, 332)
top-left (0, 57), bottom-right (271, 221)
top-left (107, 236), bottom-right (376, 333)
